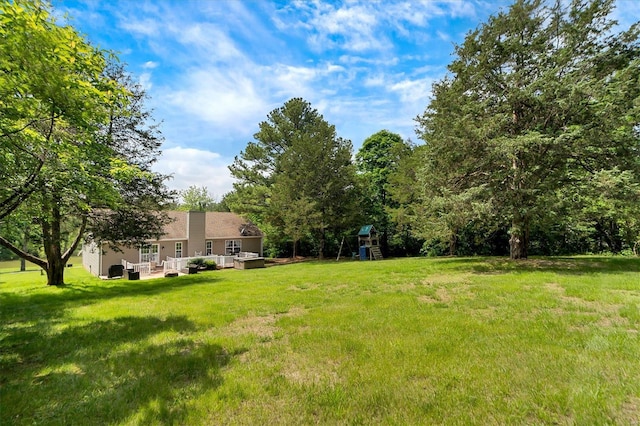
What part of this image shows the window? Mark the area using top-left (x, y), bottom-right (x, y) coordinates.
top-left (225, 239), bottom-right (241, 255)
top-left (140, 244), bottom-right (159, 263)
top-left (205, 241), bottom-right (213, 256)
top-left (175, 242), bottom-right (183, 258)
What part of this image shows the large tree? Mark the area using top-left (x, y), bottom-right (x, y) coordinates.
top-left (0, 1), bottom-right (173, 285)
top-left (415, 0), bottom-right (640, 259)
top-left (229, 98), bottom-right (359, 258)
top-left (356, 130), bottom-right (413, 256)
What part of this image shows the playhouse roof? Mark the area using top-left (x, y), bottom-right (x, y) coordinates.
top-left (358, 225), bottom-right (376, 236)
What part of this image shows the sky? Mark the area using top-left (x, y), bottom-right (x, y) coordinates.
top-left (53, 0), bottom-right (640, 200)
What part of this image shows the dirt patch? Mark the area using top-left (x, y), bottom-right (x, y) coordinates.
top-left (422, 273), bottom-right (471, 286)
top-left (618, 396), bottom-right (640, 424)
top-left (222, 307), bottom-right (307, 340)
top-left (282, 354), bottom-right (342, 386)
top-left (543, 283), bottom-right (633, 332)
top-left (418, 284), bottom-right (473, 304)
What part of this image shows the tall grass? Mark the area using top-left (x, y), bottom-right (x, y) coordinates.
top-left (1, 257), bottom-right (639, 424)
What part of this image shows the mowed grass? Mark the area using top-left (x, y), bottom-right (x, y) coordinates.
top-left (1, 257), bottom-right (640, 425)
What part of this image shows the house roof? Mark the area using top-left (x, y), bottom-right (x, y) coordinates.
top-left (205, 212), bottom-right (262, 238)
top-left (162, 211), bottom-right (262, 240)
top-left (163, 211), bottom-right (188, 239)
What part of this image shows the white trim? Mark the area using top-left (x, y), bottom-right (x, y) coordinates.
top-left (140, 243), bottom-right (159, 263)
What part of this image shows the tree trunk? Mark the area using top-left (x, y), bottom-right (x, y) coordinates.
top-left (318, 230), bottom-right (325, 260)
top-left (449, 233), bottom-right (457, 256)
top-left (381, 229), bottom-right (389, 258)
top-left (20, 227), bottom-right (28, 272)
top-left (509, 215), bottom-right (529, 260)
top-left (41, 197), bottom-right (65, 286)
top-left (46, 256), bottom-right (65, 286)
top-left (0, 206), bottom-right (86, 286)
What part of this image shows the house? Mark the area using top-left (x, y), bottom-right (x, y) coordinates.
top-left (82, 211), bottom-right (263, 277)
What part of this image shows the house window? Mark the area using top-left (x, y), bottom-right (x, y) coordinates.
top-left (140, 244), bottom-right (159, 263)
top-left (225, 239), bottom-right (241, 255)
top-left (205, 241), bottom-right (213, 256)
top-left (175, 242), bottom-right (183, 258)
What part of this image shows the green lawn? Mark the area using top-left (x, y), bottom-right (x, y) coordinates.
top-left (1, 256), bottom-right (640, 424)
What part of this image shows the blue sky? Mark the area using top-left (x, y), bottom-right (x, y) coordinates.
top-left (54, 0), bottom-right (639, 199)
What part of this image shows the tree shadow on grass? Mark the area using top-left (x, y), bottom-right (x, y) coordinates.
top-left (465, 256), bottom-right (640, 276)
top-left (0, 273), bottom-right (221, 326)
top-left (1, 315), bottom-right (239, 425)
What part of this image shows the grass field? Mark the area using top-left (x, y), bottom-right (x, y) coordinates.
top-left (1, 256), bottom-right (640, 424)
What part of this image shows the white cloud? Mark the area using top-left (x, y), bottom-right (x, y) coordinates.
top-left (389, 77), bottom-right (434, 105)
top-left (154, 147), bottom-right (235, 196)
top-left (166, 68), bottom-right (269, 132)
top-left (284, 1), bottom-right (390, 53)
top-left (143, 61), bottom-right (158, 69)
top-left (120, 17), bottom-right (160, 37)
top-left (178, 24), bottom-right (243, 60)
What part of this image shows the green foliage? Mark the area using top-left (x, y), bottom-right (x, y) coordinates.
top-left (356, 130), bottom-right (414, 256)
top-left (0, 1), bottom-right (173, 284)
top-left (178, 185), bottom-right (218, 211)
top-left (412, 0), bottom-right (640, 258)
top-left (203, 260), bottom-right (217, 270)
top-left (229, 98), bottom-right (360, 258)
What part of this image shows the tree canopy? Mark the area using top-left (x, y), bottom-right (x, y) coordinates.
top-left (356, 130), bottom-right (414, 256)
top-left (0, 0), bottom-right (173, 285)
top-left (229, 98), bottom-right (359, 258)
top-left (413, 0), bottom-right (640, 259)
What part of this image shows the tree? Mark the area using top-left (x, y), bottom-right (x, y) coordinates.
top-left (229, 98), bottom-right (359, 258)
top-left (356, 130), bottom-right (412, 256)
top-left (179, 185), bottom-right (216, 211)
top-left (0, 1), bottom-right (173, 285)
top-left (0, 0), bottom-right (110, 221)
top-left (414, 0), bottom-right (640, 259)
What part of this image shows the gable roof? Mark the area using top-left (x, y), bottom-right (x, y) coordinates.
top-left (161, 211), bottom-right (262, 240)
top-left (358, 225), bottom-right (376, 236)
top-left (163, 211), bottom-right (188, 239)
top-left (205, 212), bottom-right (262, 238)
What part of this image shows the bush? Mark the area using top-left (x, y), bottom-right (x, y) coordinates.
top-left (203, 260), bottom-right (217, 270)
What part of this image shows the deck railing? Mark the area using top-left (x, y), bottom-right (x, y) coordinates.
top-left (121, 260), bottom-right (151, 276)
top-left (163, 254), bottom-right (237, 273)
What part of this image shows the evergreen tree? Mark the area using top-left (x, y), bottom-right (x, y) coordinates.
top-left (229, 98), bottom-right (359, 258)
top-left (356, 130), bottom-right (413, 256)
top-left (414, 0), bottom-right (640, 259)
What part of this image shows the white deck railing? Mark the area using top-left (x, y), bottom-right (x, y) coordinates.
top-left (163, 254), bottom-right (237, 273)
top-left (121, 260), bottom-right (151, 276)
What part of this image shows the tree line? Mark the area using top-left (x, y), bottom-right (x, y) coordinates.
top-left (1, 0), bottom-right (638, 285)
top-left (227, 0), bottom-right (640, 259)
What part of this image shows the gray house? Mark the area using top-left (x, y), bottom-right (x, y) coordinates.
top-left (82, 211), bottom-right (263, 277)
